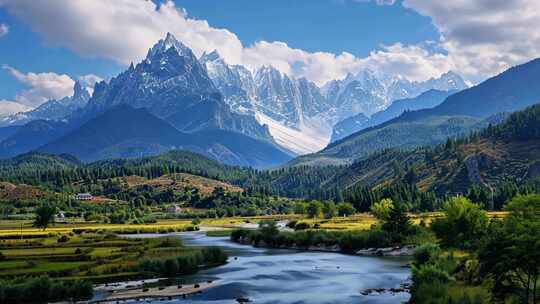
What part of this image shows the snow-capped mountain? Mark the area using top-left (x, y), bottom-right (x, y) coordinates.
top-left (201, 55), bottom-right (332, 154)
top-left (0, 33), bottom-right (292, 167)
top-left (0, 33), bottom-right (468, 157)
top-left (0, 101), bottom-right (31, 121)
top-left (0, 81), bottom-right (90, 127)
top-left (322, 70), bottom-right (468, 119)
top-left (200, 50), bottom-right (467, 154)
top-left (82, 33), bottom-right (272, 142)
top-left (200, 50), bottom-right (256, 115)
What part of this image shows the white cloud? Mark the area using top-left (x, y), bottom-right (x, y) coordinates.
top-left (78, 74), bottom-right (103, 95)
top-left (2, 66), bottom-right (102, 106)
top-left (0, 0), bottom-right (457, 85)
top-left (3, 65), bottom-right (75, 107)
top-left (403, 0), bottom-right (540, 81)
top-left (350, 0), bottom-right (396, 5)
top-left (0, 23), bottom-right (8, 37)
top-left (3, 0), bottom-right (537, 85)
top-left (0, 100), bottom-right (32, 117)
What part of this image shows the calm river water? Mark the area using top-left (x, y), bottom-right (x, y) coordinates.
top-left (115, 231), bottom-right (411, 304)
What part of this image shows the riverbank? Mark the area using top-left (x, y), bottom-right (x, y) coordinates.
top-left (0, 232), bottom-right (227, 303)
top-left (230, 226), bottom-right (423, 257)
top-left (89, 281), bottom-right (216, 303)
top-left (234, 235), bottom-right (416, 256)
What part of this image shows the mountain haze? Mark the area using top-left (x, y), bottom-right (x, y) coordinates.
top-left (292, 57), bottom-right (540, 166)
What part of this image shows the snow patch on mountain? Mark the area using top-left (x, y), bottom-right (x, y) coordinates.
top-left (256, 113), bottom-right (331, 154)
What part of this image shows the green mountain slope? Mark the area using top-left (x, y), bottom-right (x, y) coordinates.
top-left (332, 103), bottom-right (540, 194)
top-left (37, 105), bottom-right (291, 168)
top-left (292, 57), bottom-right (540, 166)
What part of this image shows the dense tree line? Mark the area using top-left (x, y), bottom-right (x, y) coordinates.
top-left (1, 104), bottom-right (539, 214)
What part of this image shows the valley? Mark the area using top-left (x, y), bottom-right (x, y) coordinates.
top-left (0, 4), bottom-right (538, 303)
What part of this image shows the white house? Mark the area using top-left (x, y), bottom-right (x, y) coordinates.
top-left (75, 193), bottom-right (93, 201)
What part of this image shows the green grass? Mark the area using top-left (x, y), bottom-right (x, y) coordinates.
top-left (0, 261), bottom-right (92, 276)
top-left (1, 247), bottom-right (79, 257)
top-left (0, 260), bottom-right (27, 270)
top-left (0, 232), bottom-right (225, 285)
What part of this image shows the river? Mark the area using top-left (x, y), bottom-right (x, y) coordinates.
top-left (115, 231), bottom-right (411, 304)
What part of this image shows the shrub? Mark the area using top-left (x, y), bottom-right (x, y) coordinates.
top-left (286, 220), bottom-right (297, 229)
top-left (0, 277), bottom-right (92, 303)
top-left (337, 202), bottom-right (356, 217)
top-left (431, 196), bottom-right (488, 249)
top-left (412, 263), bottom-right (451, 290)
top-left (293, 222), bottom-right (311, 230)
top-left (138, 247), bottom-right (226, 277)
top-left (370, 198), bottom-right (393, 221)
top-left (413, 243), bottom-right (441, 266)
top-left (57, 235), bottom-right (70, 243)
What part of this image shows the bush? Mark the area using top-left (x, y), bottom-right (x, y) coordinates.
top-left (0, 277), bottom-right (93, 303)
top-left (413, 243), bottom-right (441, 266)
top-left (337, 202), bottom-right (356, 217)
top-left (293, 222), bottom-right (311, 230)
top-left (138, 247), bottom-right (227, 277)
top-left (191, 218), bottom-right (201, 225)
top-left (412, 263), bottom-right (451, 289)
top-left (432, 196), bottom-right (488, 249)
top-left (57, 235), bottom-right (70, 243)
top-left (286, 220), bottom-right (297, 229)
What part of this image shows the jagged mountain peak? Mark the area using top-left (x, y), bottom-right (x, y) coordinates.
top-left (256, 65), bottom-right (283, 78)
top-left (0, 81), bottom-right (91, 127)
top-left (146, 32), bottom-right (193, 60)
top-left (72, 81), bottom-right (90, 103)
top-left (200, 49), bottom-right (222, 63)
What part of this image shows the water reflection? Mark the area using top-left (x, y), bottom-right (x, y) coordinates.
top-left (122, 232), bottom-right (410, 304)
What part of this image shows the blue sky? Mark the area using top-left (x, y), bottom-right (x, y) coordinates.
top-left (0, 0), bottom-right (538, 109)
top-left (0, 0), bottom-right (437, 102)
top-left (171, 0), bottom-right (438, 56)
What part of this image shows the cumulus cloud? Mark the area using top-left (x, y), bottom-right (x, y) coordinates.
top-left (0, 23), bottom-right (8, 37)
top-left (2, 65), bottom-right (75, 107)
top-left (0, 99), bottom-right (32, 117)
top-left (350, 0), bottom-right (396, 5)
top-left (403, 0), bottom-right (540, 81)
top-left (0, 0), bottom-right (456, 85)
top-left (78, 74), bottom-right (103, 95)
top-left (3, 0), bottom-right (536, 85)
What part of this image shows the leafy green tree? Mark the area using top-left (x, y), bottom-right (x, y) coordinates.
top-left (413, 243), bottom-right (441, 267)
top-left (306, 200), bottom-right (323, 218)
top-left (381, 203), bottom-right (411, 242)
top-left (337, 202), bottom-right (356, 217)
top-left (477, 194), bottom-right (540, 303)
top-left (370, 198), bottom-right (394, 221)
top-left (33, 204), bottom-right (57, 231)
top-left (322, 201), bottom-right (337, 219)
top-left (258, 220), bottom-right (279, 240)
top-left (431, 196), bottom-right (488, 248)
top-left (294, 202), bottom-right (307, 215)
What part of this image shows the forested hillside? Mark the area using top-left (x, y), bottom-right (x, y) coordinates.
top-left (293, 57), bottom-right (540, 167)
top-left (1, 103), bottom-right (539, 213)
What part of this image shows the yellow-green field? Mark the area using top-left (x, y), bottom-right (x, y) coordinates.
top-left (0, 211), bottom-right (508, 239)
top-left (0, 232), bottom-right (220, 283)
top-left (0, 219), bottom-right (196, 238)
top-left (199, 211), bottom-right (507, 230)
